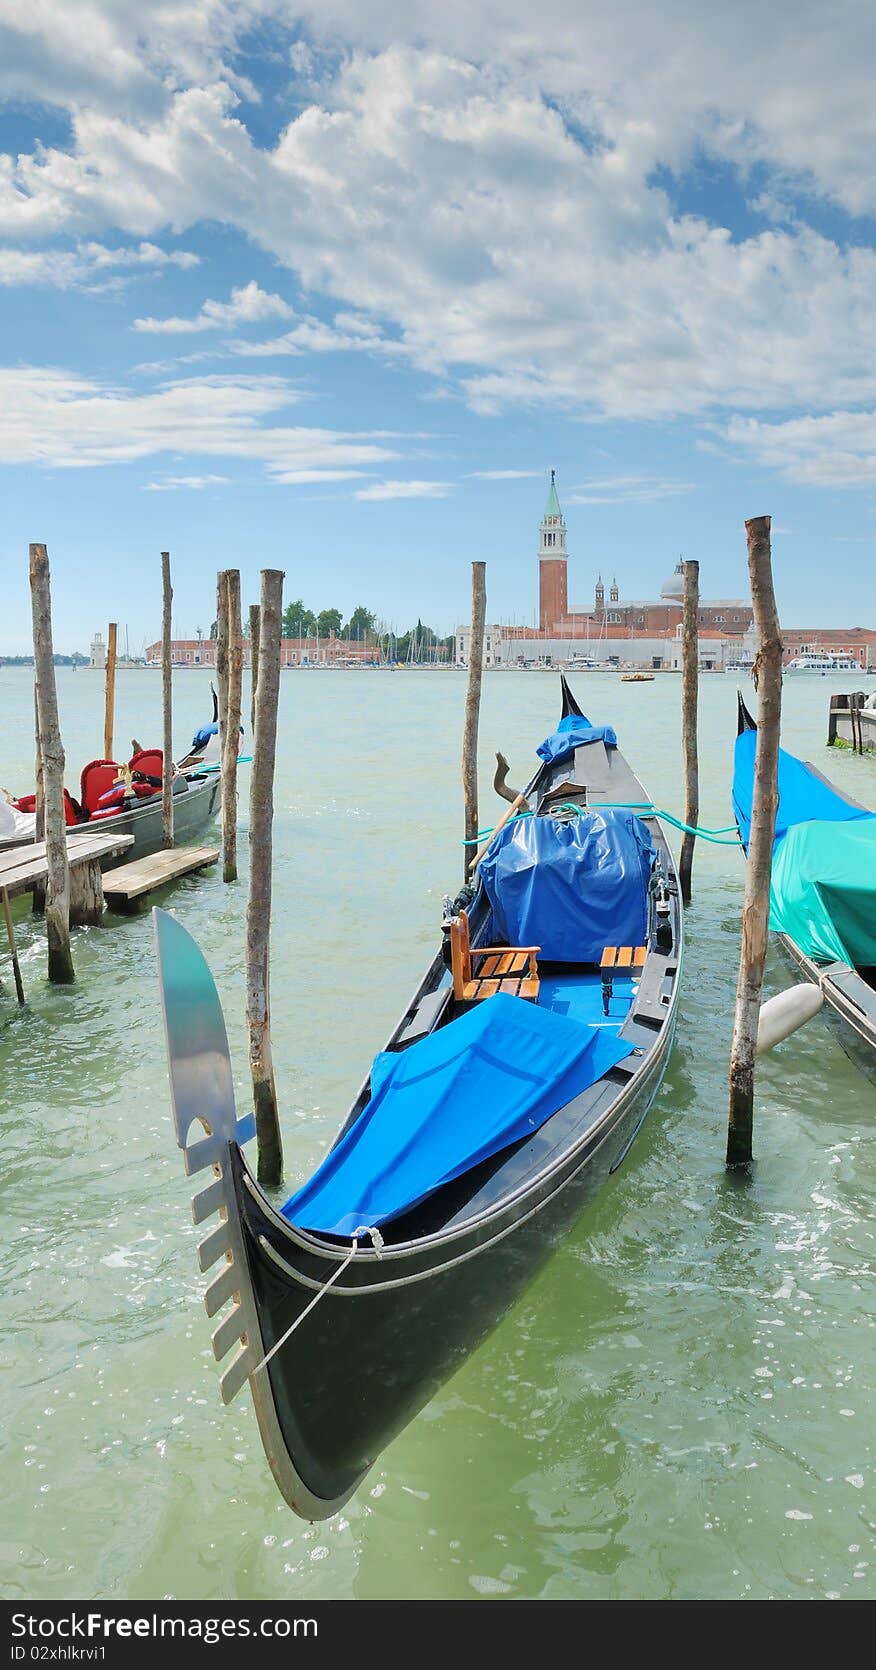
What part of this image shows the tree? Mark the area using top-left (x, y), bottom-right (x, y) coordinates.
top-left (317, 607), bottom-right (343, 638)
top-left (345, 604), bottom-right (377, 640)
top-left (209, 620), bottom-right (217, 640)
top-left (282, 599), bottom-right (316, 638)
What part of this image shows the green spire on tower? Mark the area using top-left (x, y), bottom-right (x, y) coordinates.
top-left (544, 468), bottom-right (562, 520)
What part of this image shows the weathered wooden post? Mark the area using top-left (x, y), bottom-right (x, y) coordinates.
top-left (161, 552), bottom-right (174, 849)
top-left (215, 569), bottom-right (229, 776)
top-left (222, 570), bottom-right (243, 883)
top-left (679, 558), bottom-right (699, 905)
top-left (247, 568), bottom-right (284, 1185)
top-left (29, 543), bottom-right (74, 983)
top-left (103, 621), bottom-right (117, 761)
top-left (727, 516), bottom-right (783, 1168)
top-left (461, 561), bottom-right (487, 883)
top-left (34, 687), bottom-right (45, 842)
top-left (249, 603), bottom-right (260, 736)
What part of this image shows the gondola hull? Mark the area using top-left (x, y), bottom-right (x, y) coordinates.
top-left (733, 692), bottom-right (875, 1082)
top-left (0, 771), bottom-right (220, 864)
top-left (777, 934), bottom-right (876, 1083)
top-left (234, 1009), bottom-right (675, 1516)
top-left (157, 676), bottom-right (683, 1518)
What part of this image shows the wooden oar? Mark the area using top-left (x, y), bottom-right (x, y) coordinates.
top-left (467, 792), bottom-right (527, 876)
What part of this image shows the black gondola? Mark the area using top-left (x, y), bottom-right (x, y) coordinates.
top-left (155, 679), bottom-right (684, 1518)
top-left (733, 692), bottom-right (876, 1078)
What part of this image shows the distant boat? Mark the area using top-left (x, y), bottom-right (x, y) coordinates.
top-left (156, 674), bottom-right (684, 1519)
top-left (733, 693), bottom-right (875, 1080)
top-left (785, 653), bottom-right (858, 674)
top-left (621, 672), bottom-right (655, 682)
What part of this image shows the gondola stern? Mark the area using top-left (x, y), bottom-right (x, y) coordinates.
top-left (559, 672), bottom-right (585, 720)
top-left (737, 689), bottom-right (757, 734)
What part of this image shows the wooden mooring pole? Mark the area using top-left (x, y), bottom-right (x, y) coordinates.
top-left (216, 569), bottom-right (229, 779)
top-left (29, 543), bottom-right (74, 984)
top-left (247, 567), bottom-right (284, 1186)
top-left (34, 686), bottom-right (45, 842)
top-left (249, 603), bottom-right (260, 737)
top-left (679, 558), bottom-right (699, 905)
top-left (104, 622), bottom-right (117, 761)
top-left (161, 552), bottom-right (174, 849)
top-left (727, 516), bottom-right (783, 1168)
top-left (222, 571), bottom-right (243, 884)
top-left (461, 561), bottom-right (487, 884)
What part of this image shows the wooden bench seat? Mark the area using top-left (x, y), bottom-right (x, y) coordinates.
top-left (449, 909), bottom-right (539, 1004)
top-left (600, 943), bottom-right (646, 1014)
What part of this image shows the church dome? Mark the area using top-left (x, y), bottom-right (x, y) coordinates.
top-left (660, 560), bottom-right (685, 600)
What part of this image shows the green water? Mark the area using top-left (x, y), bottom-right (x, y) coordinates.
top-left (1, 665), bottom-right (873, 1601)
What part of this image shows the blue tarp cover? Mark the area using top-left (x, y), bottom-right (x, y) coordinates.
top-left (537, 712), bottom-right (618, 766)
top-left (479, 809), bottom-right (654, 964)
top-left (732, 728), bottom-right (870, 847)
top-left (281, 994), bottom-right (634, 1237)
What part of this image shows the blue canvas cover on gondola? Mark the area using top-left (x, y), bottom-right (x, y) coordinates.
top-left (281, 995), bottom-right (634, 1237)
top-left (732, 728), bottom-right (870, 847)
top-left (479, 809), bottom-right (654, 963)
top-left (732, 721), bottom-right (876, 965)
top-left (536, 712), bottom-right (618, 766)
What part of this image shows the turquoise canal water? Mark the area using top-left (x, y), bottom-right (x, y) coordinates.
top-left (1, 664), bottom-right (874, 1601)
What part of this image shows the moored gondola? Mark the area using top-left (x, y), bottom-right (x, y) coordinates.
top-left (733, 693), bottom-right (876, 1078)
top-left (156, 677), bottom-right (684, 1518)
top-left (0, 695), bottom-right (228, 861)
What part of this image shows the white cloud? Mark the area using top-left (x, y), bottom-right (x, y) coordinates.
top-left (725, 412), bottom-right (876, 488)
top-left (2, 9), bottom-right (876, 443)
top-left (354, 478), bottom-right (452, 499)
top-left (0, 365), bottom-right (401, 481)
top-left (230, 310), bottom-right (402, 359)
top-left (0, 239), bottom-right (198, 288)
top-left (133, 280), bottom-right (292, 333)
top-left (565, 475), bottom-right (695, 505)
top-left (143, 474), bottom-right (228, 490)
top-left (466, 469), bottom-right (542, 480)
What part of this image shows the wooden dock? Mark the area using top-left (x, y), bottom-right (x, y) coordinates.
top-left (1, 829), bottom-right (134, 1003)
top-left (1, 835), bottom-right (219, 1001)
top-left (103, 844), bottom-right (220, 912)
top-left (1, 829), bottom-right (134, 905)
top-left (828, 690), bottom-right (876, 753)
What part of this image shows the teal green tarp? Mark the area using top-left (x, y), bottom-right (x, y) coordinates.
top-left (770, 817), bottom-right (876, 967)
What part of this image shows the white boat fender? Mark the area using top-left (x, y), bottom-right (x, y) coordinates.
top-left (756, 982), bottom-right (824, 1054)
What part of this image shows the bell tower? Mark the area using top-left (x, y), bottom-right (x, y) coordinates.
top-left (538, 469), bottom-right (568, 631)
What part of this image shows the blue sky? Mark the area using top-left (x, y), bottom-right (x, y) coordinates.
top-left (1, 1), bottom-right (875, 654)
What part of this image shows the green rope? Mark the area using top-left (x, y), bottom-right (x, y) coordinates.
top-left (572, 802), bottom-right (741, 844)
top-left (462, 803), bottom-right (740, 847)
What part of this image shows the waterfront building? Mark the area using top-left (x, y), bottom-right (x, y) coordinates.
top-left (143, 632), bottom-right (447, 668)
top-left (455, 473), bottom-right (875, 670)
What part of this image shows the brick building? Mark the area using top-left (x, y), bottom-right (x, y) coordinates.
top-left (457, 474), bottom-right (875, 671)
top-left (538, 471), bottom-right (753, 638)
top-left (144, 634), bottom-right (381, 668)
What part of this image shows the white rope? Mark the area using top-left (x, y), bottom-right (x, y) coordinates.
top-left (251, 1225), bottom-right (384, 1376)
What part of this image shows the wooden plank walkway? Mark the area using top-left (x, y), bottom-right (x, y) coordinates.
top-left (103, 844), bottom-right (220, 909)
top-left (0, 831), bottom-right (134, 902)
top-left (1, 831), bottom-right (134, 1005)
